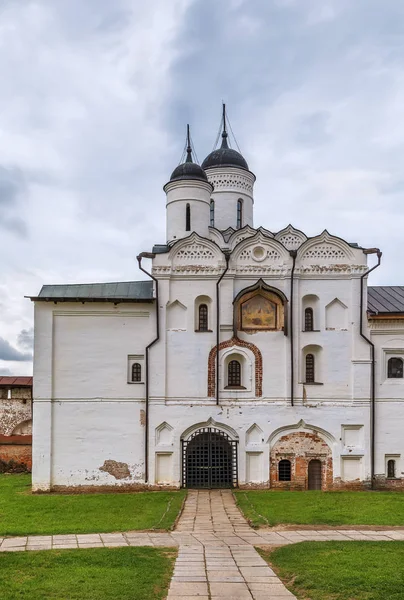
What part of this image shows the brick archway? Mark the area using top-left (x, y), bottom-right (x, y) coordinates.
top-left (208, 337), bottom-right (262, 397)
top-left (270, 431), bottom-right (333, 491)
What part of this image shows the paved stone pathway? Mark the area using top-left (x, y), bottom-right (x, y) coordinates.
top-left (167, 489), bottom-right (295, 599)
top-left (1, 489), bottom-right (404, 598)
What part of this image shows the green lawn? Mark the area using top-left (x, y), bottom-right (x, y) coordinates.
top-left (261, 541), bottom-right (404, 600)
top-left (0, 546), bottom-right (176, 600)
top-left (0, 475), bottom-right (186, 536)
top-left (234, 490), bottom-right (404, 527)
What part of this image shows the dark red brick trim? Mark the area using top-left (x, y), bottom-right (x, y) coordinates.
top-left (208, 337), bottom-right (263, 397)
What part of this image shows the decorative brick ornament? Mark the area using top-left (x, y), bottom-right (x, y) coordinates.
top-left (208, 337), bottom-right (262, 397)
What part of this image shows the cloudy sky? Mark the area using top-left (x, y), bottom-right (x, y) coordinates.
top-left (1, 0), bottom-right (404, 375)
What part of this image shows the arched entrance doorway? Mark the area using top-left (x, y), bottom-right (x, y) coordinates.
top-left (182, 427), bottom-right (238, 488)
top-left (308, 459), bottom-right (322, 490)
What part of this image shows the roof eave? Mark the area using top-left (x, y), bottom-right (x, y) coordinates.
top-left (26, 296), bottom-right (154, 303)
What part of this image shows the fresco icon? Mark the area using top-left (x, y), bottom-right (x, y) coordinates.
top-left (241, 294), bottom-right (276, 330)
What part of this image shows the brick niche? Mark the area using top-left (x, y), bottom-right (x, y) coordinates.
top-left (270, 431), bottom-right (333, 491)
top-left (208, 336), bottom-right (263, 397)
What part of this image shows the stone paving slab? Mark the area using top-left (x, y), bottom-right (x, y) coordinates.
top-left (1, 489), bottom-right (402, 600)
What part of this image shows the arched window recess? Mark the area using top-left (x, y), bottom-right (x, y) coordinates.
top-left (233, 280), bottom-right (287, 334)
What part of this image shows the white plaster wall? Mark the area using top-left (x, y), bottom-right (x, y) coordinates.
top-left (165, 180), bottom-right (212, 243)
top-left (374, 402), bottom-right (404, 477)
top-left (50, 401), bottom-right (144, 487)
top-left (32, 301), bottom-right (155, 490)
top-left (52, 306), bottom-right (153, 399)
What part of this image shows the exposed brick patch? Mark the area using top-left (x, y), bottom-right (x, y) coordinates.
top-left (0, 438), bottom-right (32, 472)
top-left (270, 431), bottom-right (333, 491)
top-left (99, 460), bottom-right (131, 480)
top-left (207, 337), bottom-right (263, 397)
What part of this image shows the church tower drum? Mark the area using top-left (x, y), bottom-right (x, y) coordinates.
top-left (164, 125), bottom-right (213, 244)
top-left (201, 105), bottom-right (256, 231)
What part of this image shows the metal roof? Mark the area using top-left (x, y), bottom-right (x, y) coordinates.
top-left (368, 286), bottom-right (404, 315)
top-left (152, 244), bottom-right (169, 254)
top-left (0, 376), bottom-right (33, 387)
top-left (29, 280), bottom-right (154, 303)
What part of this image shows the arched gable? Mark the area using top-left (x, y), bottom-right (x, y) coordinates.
top-left (297, 230), bottom-right (356, 263)
top-left (267, 419), bottom-right (337, 449)
top-left (275, 224), bottom-right (307, 251)
top-left (208, 228), bottom-right (227, 248)
top-left (169, 232), bottom-right (225, 272)
top-left (231, 230), bottom-right (290, 271)
top-left (228, 225), bottom-right (266, 250)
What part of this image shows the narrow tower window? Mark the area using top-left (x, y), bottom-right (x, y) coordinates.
top-left (278, 459), bottom-right (291, 481)
top-left (387, 459), bottom-right (396, 478)
top-left (388, 357), bottom-right (403, 378)
top-left (305, 354), bottom-right (315, 383)
top-left (237, 199), bottom-right (243, 229)
top-left (186, 203), bottom-right (191, 231)
top-left (304, 308), bottom-right (314, 331)
top-left (132, 363), bottom-right (142, 382)
top-left (198, 304), bottom-right (208, 331)
top-left (228, 360), bottom-right (241, 387)
top-left (210, 199), bottom-right (215, 227)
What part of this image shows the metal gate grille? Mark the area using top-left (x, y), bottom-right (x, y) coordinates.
top-left (182, 427), bottom-right (238, 488)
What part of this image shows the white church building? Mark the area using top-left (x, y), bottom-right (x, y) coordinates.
top-left (30, 109), bottom-right (404, 492)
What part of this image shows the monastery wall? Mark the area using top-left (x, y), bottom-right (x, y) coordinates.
top-left (0, 382), bottom-right (32, 472)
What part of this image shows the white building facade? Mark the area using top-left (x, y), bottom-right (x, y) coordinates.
top-left (30, 114), bottom-right (404, 492)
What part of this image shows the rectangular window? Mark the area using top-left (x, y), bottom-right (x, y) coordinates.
top-left (127, 355), bottom-right (144, 383)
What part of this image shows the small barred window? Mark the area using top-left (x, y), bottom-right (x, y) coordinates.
top-left (304, 308), bottom-right (314, 331)
top-left (210, 200), bottom-right (215, 227)
top-left (388, 357), bottom-right (403, 379)
top-left (186, 203), bottom-right (191, 231)
top-left (198, 304), bottom-right (208, 331)
top-left (237, 199), bottom-right (243, 229)
top-left (228, 360), bottom-right (241, 387)
top-left (387, 459), bottom-right (396, 478)
top-left (278, 459), bottom-right (291, 481)
top-left (132, 363), bottom-right (142, 382)
top-left (305, 354), bottom-right (315, 383)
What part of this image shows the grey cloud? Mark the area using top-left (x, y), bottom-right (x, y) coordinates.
top-left (0, 338), bottom-right (32, 362)
top-left (0, 368), bottom-right (12, 376)
top-left (0, 166), bottom-right (24, 206)
top-left (294, 112), bottom-right (331, 146)
top-left (17, 328), bottom-right (34, 352)
top-left (0, 166), bottom-right (27, 236)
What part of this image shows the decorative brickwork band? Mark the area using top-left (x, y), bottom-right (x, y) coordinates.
top-left (208, 337), bottom-right (263, 397)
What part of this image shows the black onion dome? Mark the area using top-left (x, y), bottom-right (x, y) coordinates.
top-left (202, 132), bottom-right (248, 171)
top-left (169, 125), bottom-right (208, 182)
top-left (170, 160), bottom-right (208, 182)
